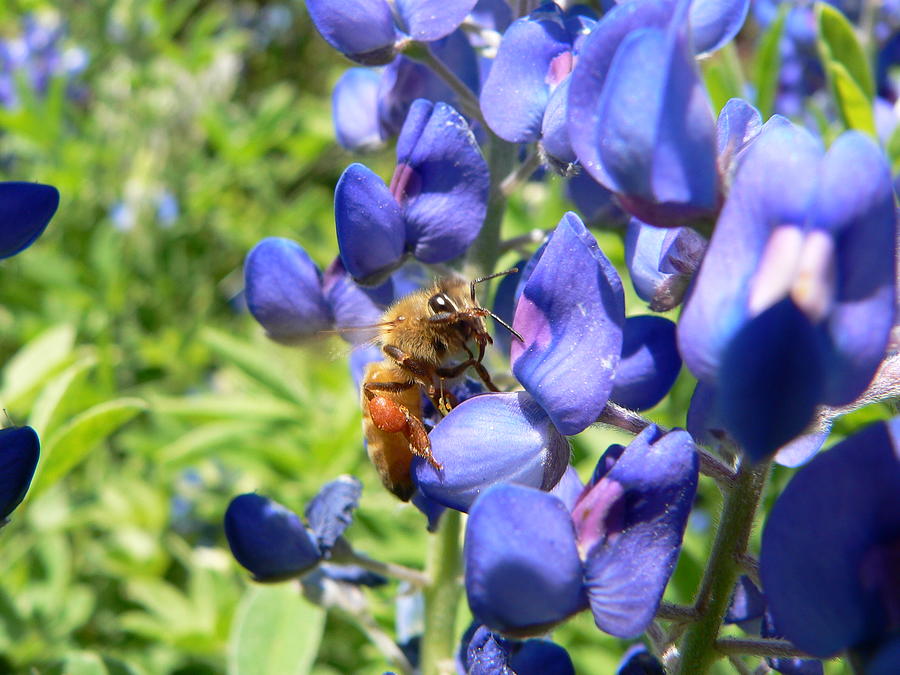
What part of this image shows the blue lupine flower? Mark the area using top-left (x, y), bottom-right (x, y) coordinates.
top-left (305, 0), bottom-right (478, 65)
top-left (565, 171), bottom-right (628, 229)
top-left (460, 624), bottom-right (575, 675)
top-left (568, 0), bottom-right (721, 227)
top-left (335, 98), bottom-right (489, 285)
top-left (479, 3), bottom-right (596, 166)
top-left (0, 181), bottom-right (59, 259)
top-left (624, 218), bottom-right (706, 312)
top-left (608, 315), bottom-right (681, 411)
top-left (0, 426), bottom-right (40, 523)
top-left (678, 123), bottom-right (897, 460)
top-left (414, 212), bottom-right (625, 510)
top-left (463, 426), bottom-right (697, 638)
top-left (761, 419), bottom-right (900, 669)
top-left (224, 476), bottom-right (366, 582)
top-left (615, 644), bottom-right (664, 675)
top-left (332, 68), bottom-right (385, 152)
top-left (686, 381), bottom-right (830, 468)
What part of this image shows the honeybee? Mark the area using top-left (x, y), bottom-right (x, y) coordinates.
top-left (360, 271), bottom-right (521, 500)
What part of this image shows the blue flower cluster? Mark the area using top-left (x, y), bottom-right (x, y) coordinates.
top-left (225, 0), bottom-right (900, 672)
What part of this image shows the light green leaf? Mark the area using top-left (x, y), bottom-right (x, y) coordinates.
top-left (228, 584), bottom-right (325, 675)
top-left (28, 355), bottom-right (98, 438)
top-left (60, 652), bottom-right (108, 675)
top-left (753, 4), bottom-right (787, 118)
top-left (701, 42), bottom-right (746, 115)
top-left (816, 2), bottom-right (876, 136)
top-left (30, 398), bottom-right (148, 498)
top-left (0, 324), bottom-right (76, 408)
top-left (150, 394), bottom-right (301, 422)
top-left (156, 420), bottom-right (265, 467)
top-left (201, 327), bottom-right (306, 405)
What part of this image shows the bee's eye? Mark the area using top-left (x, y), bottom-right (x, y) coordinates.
top-left (428, 293), bottom-right (456, 313)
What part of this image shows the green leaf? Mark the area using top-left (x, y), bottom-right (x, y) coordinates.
top-left (0, 324), bottom-right (76, 409)
top-left (701, 42), bottom-right (746, 114)
top-left (888, 123), bottom-right (900, 173)
top-left (59, 652), bottom-right (108, 675)
top-left (201, 327), bottom-right (306, 405)
top-left (228, 585), bottom-right (325, 675)
top-left (753, 4), bottom-right (787, 118)
top-left (157, 420), bottom-right (266, 467)
top-left (816, 2), bottom-right (876, 136)
top-left (149, 394), bottom-right (301, 422)
top-left (28, 355), bottom-right (98, 438)
top-left (30, 398), bottom-right (148, 498)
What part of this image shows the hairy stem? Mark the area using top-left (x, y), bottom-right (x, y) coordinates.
top-left (416, 46), bottom-right (486, 126)
top-left (715, 637), bottom-right (817, 659)
top-left (500, 149), bottom-right (542, 196)
top-left (421, 510), bottom-right (463, 675)
top-left (676, 460), bottom-right (771, 675)
top-left (339, 549), bottom-right (430, 588)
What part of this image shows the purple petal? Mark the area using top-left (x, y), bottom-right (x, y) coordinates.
top-left (724, 576), bottom-right (766, 624)
top-left (761, 420), bottom-right (900, 657)
top-left (715, 98), bottom-right (762, 183)
top-left (578, 426), bottom-right (698, 638)
top-left (322, 257), bottom-right (385, 344)
top-left (411, 489), bottom-right (446, 532)
top-left (609, 315), bottom-right (681, 411)
top-left (244, 237), bottom-right (334, 343)
top-left (0, 426), bottom-right (39, 521)
top-left (224, 493), bottom-right (321, 581)
top-left (811, 132), bottom-right (897, 406)
top-left (332, 68), bottom-right (384, 152)
top-left (464, 625), bottom-right (575, 675)
top-left (334, 163), bottom-right (406, 284)
top-left (678, 121), bottom-right (823, 383)
top-left (413, 392), bottom-right (569, 512)
top-left (305, 0), bottom-right (398, 64)
top-left (480, 4), bottom-right (573, 143)
top-left (395, 0), bottom-right (478, 42)
top-left (762, 613), bottom-right (826, 675)
top-left (0, 181), bottom-right (59, 259)
top-left (465, 484), bottom-right (588, 636)
top-left (540, 78), bottom-right (575, 163)
top-left (717, 298), bottom-right (824, 461)
top-left (378, 56), bottom-right (453, 138)
top-left (689, 0), bottom-right (750, 55)
top-left (549, 464), bottom-right (584, 512)
top-left (569, 0), bottom-right (674, 190)
top-left (394, 100), bottom-right (489, 263)
top-left (866, 636), bottom-right (900, 675)
top-left (624, 219), bottom-right (702, 312)
top-left (616, 644), bottom-right (665, 675)
top-left (491, 260), bottom-right (526, 358)
top-left (304, 475), bottom-right (362, 554)
top-left (512, 212), bottom-right (624, 435)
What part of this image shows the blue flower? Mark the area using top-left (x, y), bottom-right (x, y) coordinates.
top-left (609, 315), bottom-right (681, 411)
top-left (0, 426), bottom-right (40, 523)
top-left (615, 644), bottom-right (664, 675)
top-left (224, 476), bottom-right (375, 583)
top-left (459, 623), bottom-right (575, 675)
top-left (0, 181), bottom-right (59, 259)
top-left (761, 419), bottom-right (900, 669)
top-left (332, 68), bottom-right (385, 152)
top-left (479, 3), bottom-right (596, 166)
top-left (678, 123), bottom-right (897, 460)
top-left (413, 212), bottom-right (625, 511)
top-left (463, 426), bottom-right (697, 638)
top-left (335, 99), bottom-right (489, 285)
top-left (304, 0), bottom-right (478, 65)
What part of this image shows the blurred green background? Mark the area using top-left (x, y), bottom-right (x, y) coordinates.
top-left (0, 1), bottom-right (873, 673)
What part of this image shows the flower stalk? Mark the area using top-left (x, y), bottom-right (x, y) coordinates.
top-left (420, 509), bottom-right (463, 675)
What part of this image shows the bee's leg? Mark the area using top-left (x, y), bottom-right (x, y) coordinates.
top-left (436, 343), bottom-right (500, 392)
top-left (364, 383), bottom-right (443, 471)
top-left (381, 345), bottom-right (452, 412)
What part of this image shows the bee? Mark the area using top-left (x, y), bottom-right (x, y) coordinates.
top-left (360, 270), bottom-right (521, 500)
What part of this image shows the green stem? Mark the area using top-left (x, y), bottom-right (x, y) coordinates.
top-left (469, 133), bottom-right (516, 274)
top-left (421, 509), bottom-right (463, 675)
top-left (677, 460), bottom-right (770, 675)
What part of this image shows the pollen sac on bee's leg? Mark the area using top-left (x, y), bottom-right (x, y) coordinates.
top-left (367, 396), bottom-right (409, 434)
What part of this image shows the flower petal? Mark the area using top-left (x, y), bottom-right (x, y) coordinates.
top-left (512, 212), bottom-right (625, 435)
top-left (0, 181), bottom-right (59, 259)
top-left (715, 98), bottom-right (762, 184)
top-left (0, 426), bottom-right (39, 521)
top-left (244, 237), bottom-right (334, 343)
top-left (465, 484), bottom-right (588, 636)
top-left (413, 392), bottom-right (569, 512)
top-left (332, 68), bottom-right (384, 152)
top-left (480, 4), bottom-right (573, 143)
top-left (811, 132), bottom-right (897, 406)
top-left (334, 163), bottom-right (406, 284)
top-left (678, 121), bottom-right (822, 383)
top-left (761, 420), bottom-right (900, 657)
top-left (304, 475), bottom-right (362, 554)
top-left (305, 0), bottom-right (398, 64)
top-left (580, 426), bottom-right (698, 638)
top-left (395, 100), bottom-right (489, 264)
top-left (609, 315), bottom-right (681, 411)
top-left (616, 644), bottom-right (665, 675)
top-left (224, 493), bottom-right (321, 581)
top-left (724, 575), bottom-right (766, 624)
top-left (565, 171), bottom-right (627, 229)
top-left (549, 464), bottom-right (584, 512)
top-left (689, 0), bottom-right (750, 55)
top-left (395, 0), bottom-right (478, 42)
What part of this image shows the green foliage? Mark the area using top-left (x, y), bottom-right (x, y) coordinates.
top-left (753, 3), bottom-right (787, 119)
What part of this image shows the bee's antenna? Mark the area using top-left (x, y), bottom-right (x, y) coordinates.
top-left (470, 268), bottom-right (519, 302)
top-left (483, 309), bottom-right (524, 343)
